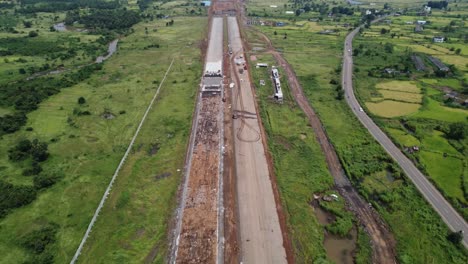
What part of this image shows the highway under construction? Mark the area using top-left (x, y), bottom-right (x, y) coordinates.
top-left (170, 1), bottom-right (290, 261)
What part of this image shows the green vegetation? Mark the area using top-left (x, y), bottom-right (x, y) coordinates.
top-left (78, 17), bottom-right (206, 263)
top-left (247, 2), bottom-right (468, 261)
top-left (353, 8), bottom-right (468, 220)
top-left (0, 0), bottom-right (207, 261)
top-left (247, 51), bottom-right (356, 263)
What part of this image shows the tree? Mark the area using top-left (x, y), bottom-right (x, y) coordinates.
top-left (23, 21), bottom-right (32, 28)
top-left (447, 122), bottom-right (467, 140)
top-left (274, 31), bottom-right (277, 35)
top-left (455, 48), bottom-right (461, 55)
top-left (447, 231), bottom-right (463, 245)
top-left (19, 68), bottom-right (26, 74)
top-left (380, 28), bottom-right (388, 34)
top-left (78, 96), bottom-right (86, 105)
top-left (28, 31), bottom-right (38, 37)
top-left (384, 42), bottom-right (393, 53)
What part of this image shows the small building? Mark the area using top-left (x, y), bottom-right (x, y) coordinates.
top-left (365, 10), bottom-right (372, 15)
top-left (405, 21), bottom-right (414, 24)
top-left (416, 20), bottom-right (427, 25)
top-left (285, 11), bottom-right (294, 15)
top-left (276, 22), bottom-right (285, 27)
top-left (201, 1), bottom-right (211, 6)
top-left (319, 29), bottom-right (335, 35)
top-left (433, 36), bottom-right (445, 43)
top-left (256, 63), bottom-right (268, 68)
top-left (424, 6), bottom-right (431, 13)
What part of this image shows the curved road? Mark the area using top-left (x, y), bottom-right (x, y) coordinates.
top-left (342, 25), bottom-right (468, 247)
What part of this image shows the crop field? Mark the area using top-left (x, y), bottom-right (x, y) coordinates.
top-left (247, 0), bottom-right (468, 259)
top-left (386, 128), bottom-right (420, 146)
top-left (413, 97), bottom-right (467, 122)
top-left (366, 100), bottom-right (420, 117)
top-left (377, 90), bottom-right (422, 103)
top-left (420, 151), bottom-right (465, 203)
top-left (353, 1), bottom-right (468, 226)
top-left (375, 81), bottom-right (420, 93)
top-left (0, 13), bottom-right (206, 264)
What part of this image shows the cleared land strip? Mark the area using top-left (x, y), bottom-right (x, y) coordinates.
top-left (228, 16), bottom-right (288, 264)
top-left (171, 16), bottom-right (224, 263)
top-left (343, 23), bottom-right (468, 247)
top-left (70, 59), bottom-right (175, 264)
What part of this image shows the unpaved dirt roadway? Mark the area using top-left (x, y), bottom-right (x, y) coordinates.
top-left (171, 17), bottom-right (224, 264)
top-left (228, 16), bottom-right (287, 264)
top-left (254, 30), bottom-right (397, 263)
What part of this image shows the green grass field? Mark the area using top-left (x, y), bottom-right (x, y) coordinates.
top-left (0, 16), bottom-right (206, 264)
top-left (247, 51), bottom-right (340, 263)
top-left (366, 100), bottom-right (421, 117)
top-left (353, 8), bottom-right (468, 223)
top-left (420, 150), bottom-right (465, 202)
top-left (247, 3), bottom-right (468, 260)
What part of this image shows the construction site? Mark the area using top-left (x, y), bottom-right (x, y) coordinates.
top-left (171, 16), bottom-right (224, 263)
top-left (174, 1), bottom-right (396, 263)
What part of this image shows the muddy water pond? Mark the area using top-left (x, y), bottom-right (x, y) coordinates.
top-left (313, 202), bottom-right (357, 264)
top-left (96, 39), bottom-right (119, 63)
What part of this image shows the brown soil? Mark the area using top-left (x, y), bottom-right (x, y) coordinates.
top-left (176, 96), bottom-right (221, 264)
top-left (222, 22), bottom-right (240, 264)
top-left (235, 10), bottom-right (295, 263)
top-left (254, 29), bottom-right (398, 263)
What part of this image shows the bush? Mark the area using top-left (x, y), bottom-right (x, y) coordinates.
top-left (8, 139), bottom-right (49, 162)
top-left (20, 223), bottom-right (58, 255)
top-left (447, 122), bottom-right (467, 140)
top-left (34, 169), bottom-right (63, 189)
top-left (0, 180), bottom-right (36, 218)
top-left (28, 31), bottom-right (38, 38)
top-left (77, 96), bottom-right (86, 104)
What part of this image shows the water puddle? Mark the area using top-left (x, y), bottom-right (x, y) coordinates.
top-left (53, 22), bottom-right (67, 32)
top-left (96, 39), bottom-right (119, 63)
top-left (312, 199), bottom-right (357, 264)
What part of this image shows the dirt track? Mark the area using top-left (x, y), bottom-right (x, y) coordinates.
top-left (175, 95), bottom-right (222, 263)
top-left (228, 16), bottom-right (287, 264)
top-left (255, 29), bottom-right (398, 264)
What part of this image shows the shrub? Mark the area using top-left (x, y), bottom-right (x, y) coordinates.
top-left (28, 31), bottom-right (38, 38)
top-left (77, 96), bottom-right (86, 105)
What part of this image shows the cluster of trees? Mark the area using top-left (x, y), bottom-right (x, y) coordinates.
top-left (330, 6), bottom-right (354, 16)
top-left (0, 64), bottom-right (102, 134)
top-left (66, 9), bottom-right (140, 30)
top-left (8, 139), bottom-right (49, 163)
top-left (0, 139), bottom-right (62, 219)
top-left (427, 1), bottom-right (449, 9)
top-left (447, 122), bottom-right (467, 140)
top-left (0, 180), bottom-right (36, 218)
top-left (0, 37), bottom-right (64, 56)
top-left (18, 0), bottom-right (120, 13)
top-left (0, 113), bottom-right (27, 135)
top-left (20, 222), bottom-right (58, 263)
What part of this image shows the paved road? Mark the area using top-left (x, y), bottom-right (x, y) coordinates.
top-left (342, 25), bottom-right (468, 247)
top-left (228, 16), bottom-right (287, 264)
